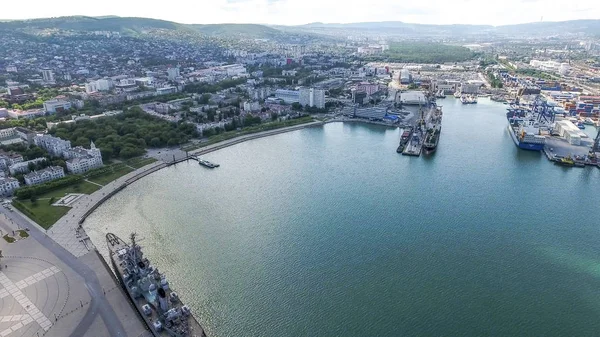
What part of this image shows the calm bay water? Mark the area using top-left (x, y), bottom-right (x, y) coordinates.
top-left (86, 98), bottom-right (600, 336)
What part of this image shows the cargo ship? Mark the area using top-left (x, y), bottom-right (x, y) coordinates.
top-left (106, 233), bottom-right (206, 337)
top-left (507, 117), bottom-right (546, 151)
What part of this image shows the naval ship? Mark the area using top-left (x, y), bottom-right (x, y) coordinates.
top-left (106, 233), bottom-right (206, 337)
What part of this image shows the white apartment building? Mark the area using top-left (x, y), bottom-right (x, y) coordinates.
top-left (41, 68), bottom-right (55, 83)
top-left (243, 101), bottom-right (260, 112)
top-left (24, 166), bottom-right (65, 186)
top-left (65, 141), bottom-right (103, 174)
top-left (299, 88), bottom-right (326, 109)
top-left (9, 157), bottom-right (47, 175)
top-left (167, 67), bottom-right (180, 81)
top-left (34, 135), bottom-right (72, 157)
top-left (0, 128), bottom-right (16, 139)
top-left (0, 177), bottom-right (20, 196)
top-left (0, 151), bottom-right (23, 171)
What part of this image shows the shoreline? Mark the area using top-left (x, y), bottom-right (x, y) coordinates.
top-left (36, 117), bottom-right (401, 257)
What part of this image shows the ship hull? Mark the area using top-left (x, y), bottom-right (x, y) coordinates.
top-left (106, 233), bottom-right (206, 337)
top-left (507, 125), bottom-right (544, 151)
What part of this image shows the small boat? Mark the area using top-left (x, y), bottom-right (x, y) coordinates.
top-left (576, 122), bottom-right (585, 129)
top-left (555, 156), bottom-right (575, 167)
top-left (584, 118), bottom-right (595, 125)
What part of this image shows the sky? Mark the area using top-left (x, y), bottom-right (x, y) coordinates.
top-left (2, 0), bottom-right (599, 26)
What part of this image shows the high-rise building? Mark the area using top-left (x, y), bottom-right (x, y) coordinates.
top-left (41, 68), bottom-right (55, 83)
top-left (300, 88), bottom-right (326, 109)
top-left (167, 67), bottom-right (180, 81)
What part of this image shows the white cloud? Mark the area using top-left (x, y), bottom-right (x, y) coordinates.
top-left (2, 0), bottom-right (599, 26)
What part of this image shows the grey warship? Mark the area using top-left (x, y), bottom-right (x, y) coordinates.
top-left (106, 233), bottom-right (206, 337)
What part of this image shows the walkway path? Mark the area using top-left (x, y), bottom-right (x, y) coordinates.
top-left (84, 179), bottom-right (104, 188)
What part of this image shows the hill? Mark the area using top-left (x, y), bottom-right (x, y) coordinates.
top-left (189, 23), bottom-right (284, 39)
top-left (0, 16), bottom-right (189, 34)
top-left (293, 19), bottom-right (600, 37)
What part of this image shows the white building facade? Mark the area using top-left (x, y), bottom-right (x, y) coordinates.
top-left (0, 177), bottom-right (20, 196)
top-left (24, 166), bottom-right (65, 185)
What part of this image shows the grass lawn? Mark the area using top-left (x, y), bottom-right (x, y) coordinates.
top-left (11, 180), bottom-right (101, 229)
top-left (17, 230), bottom-right (29, 238)
top-left (12, 199), bottom-right (70, 230)
top-left (3, 235), bottom-right (15, 243)
top-left (127, 157), bottom-right (157, 169)
top-left (38, 181), bottom-right (101, 199)
top-left (88, 167), bottom-right (134, 186)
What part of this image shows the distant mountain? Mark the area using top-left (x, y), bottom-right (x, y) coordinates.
top-left (0, 16), bottom-right (189, 34)
top-left (1, 16), bottom-right (597, 40)
top-left (0, 16), bottom-right (302, 40)
top-left (189, 24), bottom-right (285, 39)
top-left (292, 19), bottom-right (600, 37)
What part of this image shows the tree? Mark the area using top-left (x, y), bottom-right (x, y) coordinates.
top-left (291, 102), bottom-right (302, 111)
top-left (271, 112), bottom-right (278, 121)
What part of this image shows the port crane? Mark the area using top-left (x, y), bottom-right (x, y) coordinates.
top-left (532, 98), bottom-right (555, 123)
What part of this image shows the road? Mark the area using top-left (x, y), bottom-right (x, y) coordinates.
top-left (0, 204), bottom-right (127, 337)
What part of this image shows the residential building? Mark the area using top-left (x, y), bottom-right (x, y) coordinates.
top-left (85, 81), bottom-right (98, 94)
top-left (96, 79), bottom-right (112, 91)
top-left (243, 101), bottom-right (260, 112)
top-left (41, 68), bottom-right (55, 83)
top-left (64, 141), bottom-right (103, 174)
top-left (167, 67), bottom-right (180, 81)
top-left (0, 177), bottom-right (20, 196)
top-left (300, 88), bottom-right (326, 109)
top-left (156, 87), bottom-right (178, 95)
top-left (8, 109), bottom-right (45, 119)
top-left (0, 151), bottom-right (24, 171)
top-left (0, 128), bottom-right (16, 139)
top-left (14, 127), bottom-right (36, 145)
top-left (65, 142), bottom-right (103, 174)
top-left (282, 70), bottom-right (297, 77)
top-left (275, 89), bottom-right (300, 103)
top-left (5, 65), bottom-right (17, 73)
top-left (34, 135), bottom-right (72, 157)
top-left (9, 157), bottom-right (47, 175)
top-left (0, 108), bottom-right (8, 118)
top-left (24, 166), bottom-right (65, 186)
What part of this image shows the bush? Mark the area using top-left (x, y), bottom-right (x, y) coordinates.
top-left (14, 175), bottom-right (83, 200)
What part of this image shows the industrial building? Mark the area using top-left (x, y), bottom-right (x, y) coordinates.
top-left (554, 120), bottom-right (593, 146)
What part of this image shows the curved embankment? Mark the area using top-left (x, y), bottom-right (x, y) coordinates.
top-left (79, 120), bottom-right (324, 224)
top-left (78, 162), bottom-right (167, 225)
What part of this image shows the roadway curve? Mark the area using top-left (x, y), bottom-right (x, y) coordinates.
top-left (0, 204), bottom-right (127, 337)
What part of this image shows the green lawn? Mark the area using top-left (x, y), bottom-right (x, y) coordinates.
top-left (38, 181), bottom-right (101, 198)
top-left (126, 157), bottom-right (157, 169)
top-left (11, 180), bottom-right (101, 229)
top-left (88, 167), bottom-right (134, 186)
top-left (12, 199), bottom-right (70, 230)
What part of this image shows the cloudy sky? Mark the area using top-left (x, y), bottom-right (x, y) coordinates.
top-left (3, 0), bottom-right (599, 26)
